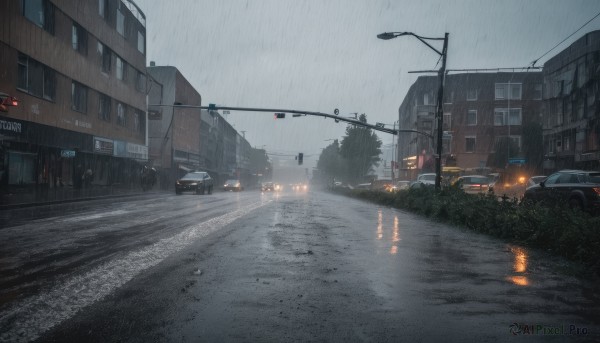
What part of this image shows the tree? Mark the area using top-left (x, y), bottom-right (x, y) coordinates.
top-left (316, 139), bottom-right (346, 182)
top-left (522, 121), bottom-right (543, 173)
top-left (339, 114), bottom-right (382, 184)
top-left (489, 137), bottom-right (519, 169)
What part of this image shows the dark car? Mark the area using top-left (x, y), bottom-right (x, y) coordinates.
top-left (262, 182), bottom-right (274, 191)
top-left (175, 171), bottom-right (213, 195)
top-left (223, 179), bottom-right (244, 192)
top-left (523, 170), bottom-right (600, 213)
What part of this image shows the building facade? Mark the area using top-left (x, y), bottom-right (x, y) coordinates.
top-left (541, 30), bottom-right (600, 172)
top-left (0, 0), bottom-right (148, 194)
top-left (147, 65), bottom-right (202, 188)
top-left (397, 72), bottom-right (543, 179)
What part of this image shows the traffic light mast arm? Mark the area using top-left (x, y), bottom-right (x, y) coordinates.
top-left (149, 104), bottom-right (432, 138)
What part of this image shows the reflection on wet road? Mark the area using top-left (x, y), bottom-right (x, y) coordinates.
top-left (1, 190), bottom-right (599, 342)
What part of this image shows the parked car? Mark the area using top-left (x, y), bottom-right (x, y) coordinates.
top-left (416, 173), bottom-right (436, 186)
top-left (523, 170), bottom-right (600, 213)
top-left (527, 176), bottom-right (547, 188)
top-left (175, 171), bottom-right (213, 195)
top-left (390, 180), bottom-right (411, 192)
top-left (452, 175), bottom-right (490, 194)
top-left (223, 179), bottom-right (244, 191)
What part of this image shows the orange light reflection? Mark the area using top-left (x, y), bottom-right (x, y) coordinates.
top-left (508, 247), bottom-right (529, 286)
top-left (377, 210), bottom-right (383, 240)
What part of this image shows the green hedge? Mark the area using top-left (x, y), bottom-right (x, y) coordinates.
top-left (334, 187), bottom-right (600, 274)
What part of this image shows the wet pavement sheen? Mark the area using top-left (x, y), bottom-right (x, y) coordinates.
top-left (1, 190), bottom-right (599, 342)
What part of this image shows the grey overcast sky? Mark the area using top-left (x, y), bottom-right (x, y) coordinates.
top-left (136, 0), bottom-right (600, 169)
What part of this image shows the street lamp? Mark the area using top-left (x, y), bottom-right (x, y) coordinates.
top-left (378, 31), bottom-right (449, 191)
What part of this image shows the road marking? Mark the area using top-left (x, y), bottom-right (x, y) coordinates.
top-left (59, 210), bottom-right (130, 222)
top-left (0, 200), bottom-right (269, 343)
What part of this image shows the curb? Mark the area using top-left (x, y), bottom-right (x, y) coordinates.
top-left (0, 192), bottom-right (158, 211)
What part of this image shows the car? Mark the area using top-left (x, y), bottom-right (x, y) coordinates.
top-left (523, 170), bottom-right (600, 213)
top-left (389, 180), bottom-right (411, 192)
top-left (175, 171), bottom-right (213, 195)
top-left (223, 179), bottom-right (244, 191)
top-left (527, 175), bottom-right (547, 188)
top-left (452, 175), bottom-right (491, 194)
top-left (292, 183), bottom-right (308, 191)
top-left (262, 182), bottom-right (274, 191)
top-left (416, 173), bottom-right (436, 186)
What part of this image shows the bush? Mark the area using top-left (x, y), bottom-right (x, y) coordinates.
top-left (332, 187), bottom-right (600, 274)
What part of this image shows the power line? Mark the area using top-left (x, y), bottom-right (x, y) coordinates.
top-left (530, 10), bottom-right (600, 67)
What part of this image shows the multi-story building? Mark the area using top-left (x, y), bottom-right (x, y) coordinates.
top-left (397, 72), bottom-right (543, 179)
top-left (541, 30), bottom-right (600, 172)
top-left (147, 65), bottom-right (202, 188)
top-left (0, 0), bottom-right (148, 194)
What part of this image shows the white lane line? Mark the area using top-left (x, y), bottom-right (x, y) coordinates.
top-left (0, 200), bottom-right (269, 343)
top-left (59, 210), bottom-right (130, 222)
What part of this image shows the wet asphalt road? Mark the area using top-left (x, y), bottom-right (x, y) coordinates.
top-left (0, 189), bottom-right (599, 342)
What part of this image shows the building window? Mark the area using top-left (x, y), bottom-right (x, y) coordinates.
top-left (98, 0), bottom-right (107, 18)
top-left (17, 53), bottom-right (56, 101)
top-left (134, 109), bottom-right (145, 133)
top-left (136, 70), bottom-right (146, 92)
top-left (137, 31), bottom-right (145, 54)
top-left (116, 56), bottom-right (127, 81)
top-left (467, 89), bottom-right (477, 101)
top-left (444, 91), bottom-right (453, 104)
top-left (495, 83), bottom-right (522, 100)
top-left (467, 110), bottom-right (477, 126)
top-left (421, 120), bottom-right (433, 130)
top-left (117, 102), bottom-right (127, 126)
top-left (465, 136), bottom-right (476, 153)
top-left (98, 42), bottom-right (111, 73)
top-left (423, 93), bottom-right (433, 105)
top-left (71, 81), bottom-right (88, 113)
top-left (99, 93), bottom-right (111, 121)
top-left (22, 0), bottom-right (55, 34)
top-left (72, 22), bottom-right (87, 55)
top-left (117, 6), bottom-right (125, 36)
top-left (443, 112), bottom-right (451, 130)
top-left (533, 83), bottom-right (542, 100)
top-left (494, 108), bottom-right (522, 126)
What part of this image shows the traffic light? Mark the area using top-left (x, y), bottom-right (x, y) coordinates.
top-left (274, 113), bottom-right (285, 119)
top-left (0, 94), bottom-right (18, 112)
top-left (298, 153), bottom-right (303, 165)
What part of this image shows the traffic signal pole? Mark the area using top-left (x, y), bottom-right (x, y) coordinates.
top-left (148, 104), bottom-right (433, 138)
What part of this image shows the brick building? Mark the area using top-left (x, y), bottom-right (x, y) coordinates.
top-left (0, 0), bottom-right (148, 193)
top-left (397, 72), bottom-right (543, 179)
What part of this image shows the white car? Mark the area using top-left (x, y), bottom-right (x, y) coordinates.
top-left (416, 173), bottom-right (436, 185)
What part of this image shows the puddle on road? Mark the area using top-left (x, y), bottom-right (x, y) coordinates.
top-left (506, 246), bottom-right (530, 286)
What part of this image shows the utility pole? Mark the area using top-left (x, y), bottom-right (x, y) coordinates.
top-left (434, 33), bottom-right (449, 191)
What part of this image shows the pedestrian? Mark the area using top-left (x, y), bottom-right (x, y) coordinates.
top-left (83, 167), bottom-right (93, 188)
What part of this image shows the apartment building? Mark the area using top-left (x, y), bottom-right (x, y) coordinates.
top-left (0, 0), bottom-right (147, 192)
top-left (397, 72), bottom-right (543, 179)
top-left (541, 30), bottom-right (600, 172)
top-left (147, 65), bottom-right (202, 188)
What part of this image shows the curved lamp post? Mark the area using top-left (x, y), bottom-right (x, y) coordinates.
top-left (377, 31), bottom-right (448, 191)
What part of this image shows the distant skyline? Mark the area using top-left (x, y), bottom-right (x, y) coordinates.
top-left (136, 0), bottom-right (600, 171)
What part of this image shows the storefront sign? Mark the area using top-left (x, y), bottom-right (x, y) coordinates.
top-left (127, 142), bottom-right (148, 160)
top-left (61, 150), bottom-right (76, 158)
top-left (94, 137), bottom-right (114, 155)
top-left (0, 119), bottom-right (23, 134)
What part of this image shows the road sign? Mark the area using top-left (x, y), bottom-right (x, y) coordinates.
top-left (223, 110), bottom-right (230, 115)
top-left (334, 108), bottom-right (339, 123)
top-left (508, 158), bottom-right (526, 165)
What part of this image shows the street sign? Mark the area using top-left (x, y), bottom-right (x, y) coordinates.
top-left (508, 158), bottom-right (526, 165)
top-left (223, 110), bottom-right (230, 114)
top-left (61, 150), bottom-right (76, 158)
top-left (334, 108), bottom-right (339, 123)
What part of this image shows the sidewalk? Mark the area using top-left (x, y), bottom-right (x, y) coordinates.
top-left (0, 184), bottom-right (153, 210)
